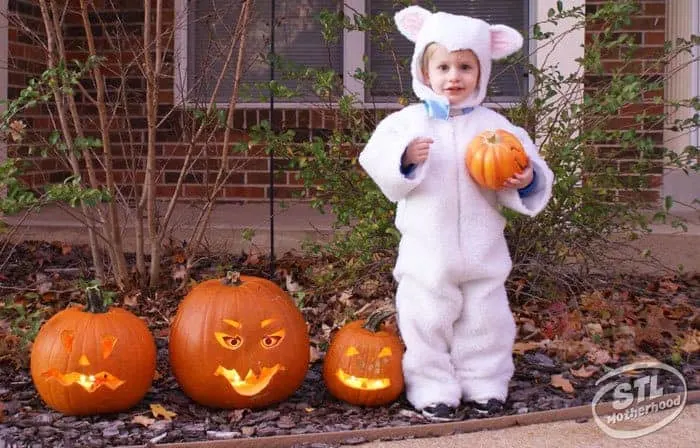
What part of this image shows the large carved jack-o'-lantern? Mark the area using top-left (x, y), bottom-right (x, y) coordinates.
top-left (169, 272), bottom-right (310, 409)
top-left (30, 286), bottom-right (156, 415)
top-left (323, 310), bottom-right (404, 407)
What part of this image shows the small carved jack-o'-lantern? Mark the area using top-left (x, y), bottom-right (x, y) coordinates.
top-left (323, 310), bottom-right (404, 406)
top-left (169, 272), bottom-right (310, 409)
top-left (465, 129), bottom-right (529, 190)
top-left (30, 286), bottom-right (156, 415)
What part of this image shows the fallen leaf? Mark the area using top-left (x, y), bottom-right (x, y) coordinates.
top-left (132, 415), bottom-right (155, 427)
top-left (664, 303), bottom-right (694, 320)
top-left (551, 374), bottom-right (575, 394)
top-left (309, 345), bottom-right (322, 363)
top-left (586, 323), bottom-right (603, 337)
top-left (658, 279), bottom-right (680, 293)
top-left (35, 273), bottom-right (53, 295)
top-left (283, 270), bottom-right (302, 293)
top-left (0, 401), bottom-right (4, 423)
top-left (646, 306), bottom-right (679, 334)
top-left (122, 291), bottom-right (140, 308)
top-left (580, 291), bottom-right (609, 313)
top-left (587, 348), bottom-right (613, 365)
top-left (547, 339), bottom-right (595, 362)
top-left (150, 403), bottom-right (177, 421)
top-left (680, 330), bottom-right (700, 353)
top-left (357, 279), bottom-right (380, 298)
top-left (627, 353), bottom-right (660, 365)
top-left (613, 337), bottom-right (637, 355)
top-left (244, 250), bottom-right (261, 266)
top-left (41, 292), bottom-right (57, 303)
top-left (228, 409), bottom-right (247, 423)
top-left (570, 365), bottom-right (599, 378)
top-left (513, 341), bottom-right (542, 355)
top-left (336, 289), bottom-right (353, 307)
top-left (61, 243), bottom-right (72, 256)
top-left (548, 301), bottom-right (568, 315)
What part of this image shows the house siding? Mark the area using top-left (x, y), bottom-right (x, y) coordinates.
top-left (5, 0), bottom-right (670, 204)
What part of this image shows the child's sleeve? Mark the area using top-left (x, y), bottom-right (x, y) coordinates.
top-left (496, 125), bottom-right (554, 217)
top-left (358, 112), bottom-right (428, 203)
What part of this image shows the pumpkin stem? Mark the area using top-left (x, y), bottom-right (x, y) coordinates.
top-left (223, 271), bottom-right (242, 286)
top-left (84, 285), bottom-right (109, 314)
top-left (363, 309), bottom-right (394, 332)
top-left (486, 132), bottom-right (498, 145)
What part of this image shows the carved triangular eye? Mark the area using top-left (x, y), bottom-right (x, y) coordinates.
top-left (60, 330), bottom-right (74, 352)
top-left (101, 335), bottom-right (117, 359)
top-left (378, 347), bottom-right (392, 358)
top-left (344, 346), bottom-right (360, 357)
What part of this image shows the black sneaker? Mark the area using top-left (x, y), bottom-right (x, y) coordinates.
top-left (421, 403), bottom-right (460, 422)
top-left (469, 398), bottom-right (505, 415)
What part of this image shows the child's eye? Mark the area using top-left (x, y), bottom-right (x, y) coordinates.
top-left (438, 64), bottom-right (449, 71)
top-left (461, 64), bottom-right (471, 71)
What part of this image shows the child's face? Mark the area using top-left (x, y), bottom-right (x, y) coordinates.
top-left (423, 46), bottom-right (480, 106)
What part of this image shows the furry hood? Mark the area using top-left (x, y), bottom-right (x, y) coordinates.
top-left (394, 5), bottom-right (524, 108)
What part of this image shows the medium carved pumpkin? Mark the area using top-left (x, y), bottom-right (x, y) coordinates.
top-left (169, 272), bottom-right (310, 409)
top-left (30, 286), bottom-right (156, 415)
top-left (323, 310), bottom-right (404, 407)
top-left (465, 129), bottom-right (529, 190)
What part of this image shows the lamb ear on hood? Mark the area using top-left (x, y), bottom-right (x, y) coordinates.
top-left (394, 5), bottom-right (432, 43)
top-left (490, 24), bottom-right (524, 59)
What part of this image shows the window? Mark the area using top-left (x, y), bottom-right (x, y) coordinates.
top-left (367, 0), bottom-right (529, 103)
top-left (178, 0), bottom-right (530, 106)
top-left (186, 0), bottom-right (342, 103)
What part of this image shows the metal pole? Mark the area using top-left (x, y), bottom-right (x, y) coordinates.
top-left (269, 0), bottom-right (275, 277)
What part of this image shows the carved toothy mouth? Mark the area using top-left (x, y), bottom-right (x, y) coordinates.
top-left (214, 364), bottom-right (282, 396)
top-left (336, 368), bottom-right (391, 391)
top-left (42, 369), bottom-right (125, 393)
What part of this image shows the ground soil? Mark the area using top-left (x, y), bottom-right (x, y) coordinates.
top-left (0, 241), bottom-right (698, 447)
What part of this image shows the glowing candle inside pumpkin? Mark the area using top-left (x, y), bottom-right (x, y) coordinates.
top-left (335, 369), bottom-right (391, 390)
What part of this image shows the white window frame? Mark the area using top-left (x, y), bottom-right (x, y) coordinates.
top-left (174, 0), bottom-right (552, 110)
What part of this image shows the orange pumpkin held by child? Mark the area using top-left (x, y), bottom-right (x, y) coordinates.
top-left (465, 129), bottom-right (529, 190)
top-left (169, 272), bottom-right (310, 409)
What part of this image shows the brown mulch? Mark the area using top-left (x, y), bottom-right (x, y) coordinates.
top-left (0, 241), bottom-right (698, 447)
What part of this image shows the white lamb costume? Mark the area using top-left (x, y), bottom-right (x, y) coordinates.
top-left (358, 6), bottom-right (554, 410)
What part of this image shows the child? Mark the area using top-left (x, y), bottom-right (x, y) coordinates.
top-left (358, 6), bottom-right (554, 421)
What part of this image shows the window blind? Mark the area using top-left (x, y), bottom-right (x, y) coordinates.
top-left (188, 0), bottom-right (343, 103)
top-left (367, 0), bottom-right (529, 103)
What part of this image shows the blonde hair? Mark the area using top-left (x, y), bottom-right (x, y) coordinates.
top-left (420, 42), bottom-right (440, 79)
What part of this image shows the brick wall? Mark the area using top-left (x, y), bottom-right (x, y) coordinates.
top-left (6, 0), bottom-right (54, 184)
top-left (6, 0), bottom-right (668, 204)
top-left (584, 0), bottom-right (666, 203)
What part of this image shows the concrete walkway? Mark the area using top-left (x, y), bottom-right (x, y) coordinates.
top-left (3, 202), bottom-right (699, 272)
top-left (357, 403), bottom-right (700, 448)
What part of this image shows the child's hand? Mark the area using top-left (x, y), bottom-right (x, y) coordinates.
top-left (402, 137), bottom-right (433, 167)
top-left (504, 163), bottom-right (534, 189)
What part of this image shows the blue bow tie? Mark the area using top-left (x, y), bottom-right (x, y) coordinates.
top-left (423, 100), bottom-right (474, 120)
